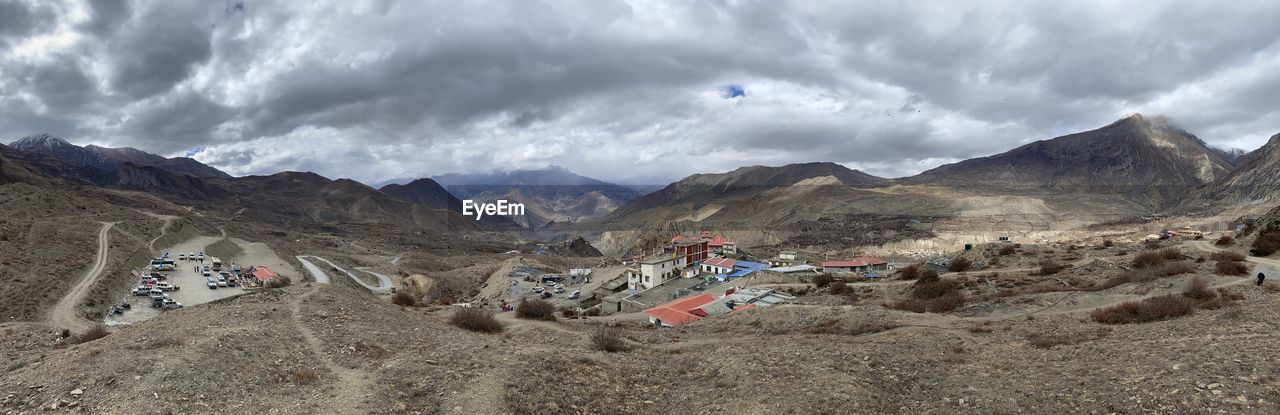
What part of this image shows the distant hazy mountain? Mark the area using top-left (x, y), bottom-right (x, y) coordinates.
top-left (430, 166), bottom-right (643, 228)
top-left (9, 133), bottom-right (229, 179)
top-left (903, 114), bottom-right (1234, 203)
top-left (599, 162), bottom-right (892, 226)
top-left (1193, 132), bottom-right (1280, 204)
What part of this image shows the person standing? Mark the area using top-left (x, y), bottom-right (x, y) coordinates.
top-left (1258, 272), bottom-right (1267, 286)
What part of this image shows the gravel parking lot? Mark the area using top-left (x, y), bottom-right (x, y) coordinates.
top-left (105, 236), bottom-right (252, 325)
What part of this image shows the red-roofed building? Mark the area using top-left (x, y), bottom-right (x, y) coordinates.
top-left (701, 257), bottom-right (737, 274)
top-left (644, 293), bottom-right (716, 327)
top-left (707, 235), bottom-right (738, 255)
top-left (252, 267), bottom-right (280, 284)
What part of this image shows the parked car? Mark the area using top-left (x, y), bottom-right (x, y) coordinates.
top-left (554, 285), bottom-right (565, 293)
top-left (140, 277), bottom-right (159, 285)
top-left (132, 287), bottom-right (151, 296)
top-left (159, 299), bottom-right (183, 310)
top-left (217, 278), bottom-right (229, 287)
top-left (150, 273), bottom-right (167, 280)
top-left (148, 290), bottom-right (168, 301)
top-left (177, 254), bottom-right (187, 261)
top-left (156, 282), bottom-right (180, 292)
top-left (207, 278), bottom-right (218, 289)
top-left (568, 291), bottom-right (580, 300)
top-left (227, 279), bottom-right (238, 287)
top-left (202, 270), bottom-right (212, 277)
top-left (532, 286), bottom-right (545, 293)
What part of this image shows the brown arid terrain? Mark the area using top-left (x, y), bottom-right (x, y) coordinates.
top-left (4, 235), bottom-right (1280, 414)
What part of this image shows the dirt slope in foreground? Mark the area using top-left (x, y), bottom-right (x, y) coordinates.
top-left (3, 282), bottom-right (1280, 414)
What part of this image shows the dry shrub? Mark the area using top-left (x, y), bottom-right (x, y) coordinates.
top-left (1251, 230), bottom-right (1280, 256)
top-left (1215, 260), bottom-right (1250, 276)
top-left (998, 245), bottom-right (1016, 255)
top-left (1090, 295), bottom-right (1195, 324)
top-left (560, 307), bottom-right (577, 318)
top-left (1132, 251), bottom-right (1165, 268)
top-left (72, 324), bottom-right (110, 344)
top-left (948, 258), bottom-right (973, 272)
top-left (897, 265), bottom-right (919, 280)
top-left (1095, 262), bottom-right (1193, 290)
top-left (584, 307), bottom-right (602, 317)
top-left (1038, 260), bottom-right (1065, 275)
top-left (390, 291), bottom-right (416, 306)
top-left (917, 269), bottom-right (940, 284)
top-left (265, 277), bottom-right (289, 288)
top-left (292, 368), bottom-right (318, 385)
top-left (1216, 236), bottom-right (1234, 246)
top-left (912, 279), bottom-right (959, 299)
top-left (590, 326), bottom-right (630, 352)
top-left (1182, 277), bottom-right (1214, 300)
top-left (515, 299), bottom-right (557, 321)
top-left (1160, 248), bottom-right (1184, 260)
top-left (1027, 333), bottom-right (1075, 349)
top-left (451, 307), bottom-right (504, 333)
top-left (811, 273), bottom-right (834, 288)
top-left (1103, 240), bottom-right (1114, 247)
top-left (829, 281), bottom-right (850, 295)
top-left (1211, 251), bottom-right (1246, 262)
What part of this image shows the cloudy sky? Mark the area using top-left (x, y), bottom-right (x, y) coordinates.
top-left (2, 0), bottom-right (1279, 185)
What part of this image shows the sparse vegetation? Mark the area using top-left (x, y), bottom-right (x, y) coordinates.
top-left (1211, 251), bottom-right (1246, 262)
top-left (811, 273), bottom-right (834, 288)
top-left (897, 265), bottom-right (919, 280)
top-left (1103, 239), bottom-right (1114, 248)
top-left (1252, 229), bottom-right (1280, 256)
top-left (391, 291), bottom-right (417, 306)
top-left (450, 307), bottom-right (504, 333)
top-left (515, 299), bottom-right (557, 321)
top-left (1132, 251), bottom-right (1165, 268)
top-left (1182, 277), bottom-right (1214, 300)
top-left (998, 245), bottom-right (1016, 255)
top-left (1038, 259), bottom-right (1065, 275)
top-left (1094, 262), bottom-right (1194, 290)
top-left (1160, 248), bottom-right (1184, 260)
top-left (916, 269), bottom-right (940, 284)
top-left (1215, 260), bottom-right (1250, 276)
top-left (1090, 295), bottom-right (1195, 324)
top-left (1027, 333), bottom-right (1075, 349)
top-left (72, 324), bottom-right (110, 344)
top-left (1216, 235), bottom-right (1233, 246)
top-left (829, 281), bottom-right (850, 295)
top-left (948, 257), bottom-right (972, 272)
top-left (590, 325), bottom-right (630, 352)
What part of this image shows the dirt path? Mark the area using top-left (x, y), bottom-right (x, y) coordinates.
top-left (141, 212), bottom-right (177, 255)
top-left (49, 221), bottom-right (116, 333)
top-left (297, 255), bottom-right (393, 293)
top-left (440, 367), bottom-right (506, 413)
top-left (290, 285), bottom-right (372, 414)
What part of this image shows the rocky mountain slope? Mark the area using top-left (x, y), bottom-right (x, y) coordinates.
top-left (1193, 132), bottom-right (1280, 205)
top-left (602, 162), bottom-right (889, 224)
top-left (431, 166), bottom-right (643, 228)
top-left (904, 114), bottom-right (1234, 204)
top-left (9, 134), bottom-right (229, 179)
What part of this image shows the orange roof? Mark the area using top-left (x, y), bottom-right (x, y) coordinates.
top-left (252, 267), bottom-right (279, 283)
top-left (645, 307), bottom-right (704, 326)
top-left (670, 235), bottom-right (686, 243)
top-left (703, 257), bottom-right (737, 268)
top-left (644, 293), bottom-right (716, 326)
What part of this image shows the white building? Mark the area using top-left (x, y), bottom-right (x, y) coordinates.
top-left (628, 254), bottom-right (686, 290)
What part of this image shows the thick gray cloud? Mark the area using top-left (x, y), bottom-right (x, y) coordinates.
top-left (1, 0), bottom-right (1279, 185)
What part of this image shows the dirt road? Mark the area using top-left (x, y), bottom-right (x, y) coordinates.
top-left (49, 222), bottom-right (115, 333)
top-left (297, 255), bottom-right (393, 293)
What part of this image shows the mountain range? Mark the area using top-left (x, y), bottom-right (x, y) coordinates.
top-left (7, 114), bottom-right (1280, 236)
top-left (9, 134), bottom-right (229, 179)
top-left (427, 166), bottom-right (644, 228)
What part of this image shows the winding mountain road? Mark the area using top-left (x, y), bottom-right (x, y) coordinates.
top-left (50, 222), bottom-right (116, 333)
top-left (296, 255), bottom-right (393, 293)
